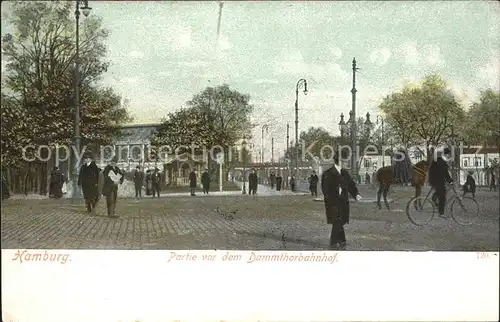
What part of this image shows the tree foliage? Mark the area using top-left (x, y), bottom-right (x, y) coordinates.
top-left (1, 1), bottom-right (131, 167)
top-left (465, 89), bottom-right (500, 152)
top-left (378, 75), bottom-right (466, 155)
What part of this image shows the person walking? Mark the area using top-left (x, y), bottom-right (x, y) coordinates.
top-left (289, 175), bottom-right (296, 192)
top-left (189, 168), bottom-right (197, 196)
top-left (201, 168), bottom-right (210, 194)
top-left (309, 170), bottom-right (319, 197)
top-left (276, 172), bottom-right (283, 191)
top-left (248, 169), bottom-right (258, 195)
top-left (102, 156), bottom-right (124, 218)
top-left (321, 152), bottom-right (362, 250)
top-left (151, 168), bottom-right (161, 198)
top-left (145, 169), bottom-right (152, 196)
top-left (133, 166), bottom-right (144, 199)
top-left (429, 149), bottom-right (453, 218)
top-left (269, 172), bottom-right (276, 189)
top-left (462, 171), bottom-right (476, 199)
top-left (490, 172), bottom-right (497, 192)
top-left (49, 166), bottom-right (64, 199)
top-left (78, 152), bottom-right (101, 214)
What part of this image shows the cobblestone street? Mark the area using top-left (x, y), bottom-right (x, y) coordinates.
top-left (2, 186), bottom-right (498, 251)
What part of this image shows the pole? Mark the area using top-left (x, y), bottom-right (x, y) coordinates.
top-left (219, 162), bottom-right (223, 192)
top-left (351, 58), bottom-right (358, 178)
top-left (242, 144), bottom-right (247, 194)
top-left (72, 0), bottom-right (81, 202)
top-left (286, 122), bottom-right (290, 188)
top-left (271, 137), bottom-right (274, 168)
top-left (295, 90), bottom-right (299, 178)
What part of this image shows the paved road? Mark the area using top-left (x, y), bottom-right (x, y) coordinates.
top-left (1, 186), bottom-right (498, 251)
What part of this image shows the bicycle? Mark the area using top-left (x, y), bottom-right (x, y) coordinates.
top-left (406, 182), bottom-right (479, 226)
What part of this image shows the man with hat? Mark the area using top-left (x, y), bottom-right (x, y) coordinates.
top-left (102, 156), bottom-right (124, 218)
top-left (321, 150), bottom-right (362, 250)
top-left (201, 168), bottom-right (211, 194)
top-left (151, 167), bottom-right (161, 198)
top-left (78, 152), bottom-right (101, 214)
top-left (428, 148), bottom-right (453, 218)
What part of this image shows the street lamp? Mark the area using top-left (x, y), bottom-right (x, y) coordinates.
top-left (376, 115), bottom-right (385, 167)
top-left (350, 57), bottom-right (359, 178)
top-left (241, 139), bottom-right (247, 195)
top-left (261, 124), bottom-right (268, 163)
top-left (338, 113), bottom-right (347, 138)
top-left (294, 78), bottom-right (308, 178)
top-left (364, 112), bottom-right (373, 136)
top-left (72, 0), bottom-right (92, 202)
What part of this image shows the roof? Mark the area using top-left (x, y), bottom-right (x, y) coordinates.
top-left (115, 123), bottom-right (160, 144)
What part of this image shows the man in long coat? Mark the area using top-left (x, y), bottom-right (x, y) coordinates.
top-left (276, 172), bottom-right (283, 191)
top-left (102, 156), bottom-right (124, 218)
top-left (321, 153), bottom-right (362, 250)
top-left (151, 168), bottom-right (161, 198)
top-left (392, 148), bottom-right (413, 184)
top-left (201, 168), bottom-right (210, 194)
top-left (133, 166), bottom-right (144, 199)
top-left (248, 169), bottom-right (258, 195)
top-left (49, 166), bottom-right (65, 199)
top-left (189, 169), bottom-right (197, 196)
top-left (309, 170), bottom-right (319, 197)
top-left (269, 172), bottom-right (276, 189)
top-left (78, 152), bottom-right (101, 214)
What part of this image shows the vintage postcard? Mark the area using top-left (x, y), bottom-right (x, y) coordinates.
top-left (1, 0), bottom-right (499, 321)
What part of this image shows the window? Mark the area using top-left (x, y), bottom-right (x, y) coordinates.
top-left (474, 157), bottom-right (482, 167)
top-left (463, 157), bottom-right (469, 167)
top-left (364, 158), bottom-right (372, 168)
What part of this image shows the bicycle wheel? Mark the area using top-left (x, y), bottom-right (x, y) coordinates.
top-left (406, 196), bottom-right (435, 226)
top-left (451, 197), bottom-right (479, 225)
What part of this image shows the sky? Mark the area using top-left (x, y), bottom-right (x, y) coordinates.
top-left (1, 1), bottom-right (499, 158)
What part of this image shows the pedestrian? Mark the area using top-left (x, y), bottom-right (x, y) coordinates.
top-left (102, 156), bottom-right (124, 218)
top-left (269, 171), bottom-right (276, 189)
top-left (49, 166), bottom-right (64, 199)
top-left (145, 169), bottom-right (152, 196)
top-left (428, 149), bottom-right (453, 218)
top-left (365, 172), bottom-right (371, 184)
top-left (463, 171), bottom-right (476, 199)
top-left (133, 166), bottom-right (144, 199)
top-left (276, 172), bottom-right (283, 191)
top-left (490, 172), bottom-right (497, 192)
top-left (201, 168), bottom-right (210, 194)
top-left (1, 174), bottom-right (10, 200)
top-left (248, 168), bottom-right (258, 195)
top-left (309, 170), bottom-right (319, 197)
top-left (78, 152), bottom-right (101, 214)
top-left (151, 168), bottom-right (161, 198)
top-left (289, 175), bottom-right (296, 192)
top-left (189, 168), bottom-right (197, 196)
top-left (321, 152), bottom-right (362, 250)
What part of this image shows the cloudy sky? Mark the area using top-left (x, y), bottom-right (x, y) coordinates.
top-left (2, 1), bottom-right (499, 157)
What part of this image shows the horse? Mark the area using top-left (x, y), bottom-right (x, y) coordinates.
top-left (374, 160), bottom-right (430, 210)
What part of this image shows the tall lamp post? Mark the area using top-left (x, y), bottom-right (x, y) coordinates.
top-left (338, 113), bottom-right (346, 138)
top-left (376, 115), bottom-right (385, 167)
top-left (241, 139), bottom-right (247, 195)
top-left (294, 78), bottom-right (308, 178)
top-left (261, 124), bottom-right (268, 163)
top-left (72, 0), bottom-right (92, 202)
top-left (286, 122), bottom-right (290, 187)
top-left (350, 58), bottom-right (359, 177)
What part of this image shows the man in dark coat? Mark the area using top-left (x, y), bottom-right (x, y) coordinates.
top-left (462, 171), bottom-right (476, 199)
top-left (145, 170), bottom-right (152, 196)
top-left (248, 169), bottom-right (258, 195)
top-left (151, 168), bottom-right (161, 198)
top-left (78, 152), bottom-right (101, 214)
top-left (49, 166), bottom-right (65, 199)
top-left (321, 153), bottom-right (362, 250)
top-left (309, 170), bottom-right (319, 197)
top-left (269, 172), bottom-right (276, 189)
top-left (133, 166), bottom-right (144, 199)
top-left (392, 148), bottom-right (413, 184)
top-left (102, 156), bottom-right (124, 218)
top-left (289, 175), bottom-right (296, 192)
top-left (490, 172), bottom-right (497, 192)
top-left (189, 169), bottom-right (197, 196)
top-left (201, 168), bottom-right (210, 194)
top-left (276, 172), bottom-right (283, 191)
top-left (428, 149), bottom-right (453, 218)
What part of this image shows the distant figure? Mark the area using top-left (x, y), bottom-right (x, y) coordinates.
top-left (269, 172), bottom-right (276, 189)
top-left (151, 168), bottom-right (161, 198)
top-left (309, 170), bottom-right (319, 197)
top-left (145, 170), bottom-right (152, 196)
top-left (189, 169), bottom-right (197, 196)
top-left (365, 172), bottom-right (371, 184)
top-left (276, 172), bottom-right (283, 191)
top-left (289, 175), bottom-right (296, 192)
top-left (201, 168), bottom-right (210, 194)
top-left (463, 171), bottom-right (476, 199)
top-left (490, 172), bottom-right (497, 192)
top-left (1, 174), bottom-right (10, 200)
top-left (102, 156), bottom-right (124, 218)
top-left (248, 169), bottom-right (258, 195)
top-left (78, 152), bottom-right (101, 214)
top-left (133, 166), bottom-right (144, 199)
top-left (49, 166), bottom-right (64, 199)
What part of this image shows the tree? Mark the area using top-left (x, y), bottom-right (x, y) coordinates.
top-left (465, 90), bottom-right (500, 153)
top-left (378, 75), bottom-right (466, 161)
top-left (1, 1), bottom-right (131, 193)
